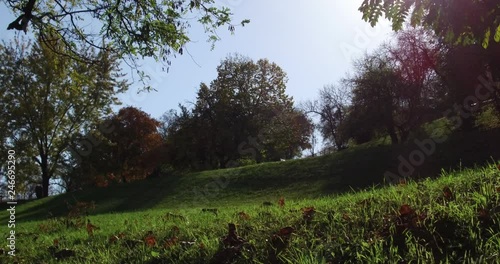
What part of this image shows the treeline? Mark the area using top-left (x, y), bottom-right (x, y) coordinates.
top-left (304, 27), bottom-right (500, 154)
top-left (71, 55), bottom-right (314, 188)
top-left (1, 25), bottom-right (500, 197)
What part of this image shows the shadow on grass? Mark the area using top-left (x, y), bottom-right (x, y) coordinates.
top-left (0, 174), bottom-right (183, 223)
top-left (2, 128), bottom-right (500, 223)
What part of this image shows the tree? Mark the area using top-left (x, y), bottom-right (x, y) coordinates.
top-left (345, 50), bottom-right (406, 144)
top-left (303, 84), bottom-right (351, 151)
top-left (163, 54), bottom-right (311, 169)
top-left (387, 27), bottom-right (447, 138)
top-left (260, 109), bottom-right (313, 160)
top-left (0, 37), bottom-right (128, 197)
top-left (359, 0), bottom-right (500, 48)
top-left (3, 0), bottom-right (248, 87)
top-left (79, 107), bottom-right (164, 184)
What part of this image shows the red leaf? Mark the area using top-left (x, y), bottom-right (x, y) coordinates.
top-left (278, 197), bottom-right (285, 207)
top-left (86, 220), bottom-right (99, 236)
top-left (399, 204), bottom-right (414, 216)
top-left (144, 235), bottom-right (156, 247)
top-left (279, 227), bottom-right (294, 237)
top-left (301, 207), bottom-right (315, 222)
top-left (443, 186), bottom-right (453, 201)
top-left (53, 239), bottom-right (59, 247)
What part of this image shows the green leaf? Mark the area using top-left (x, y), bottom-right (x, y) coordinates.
top-left (494, 25), bottom-right (500, 43)
top-left (482, 28), bottom-right (491, 49)
top-left (151, 251), bottom-right (160, 257)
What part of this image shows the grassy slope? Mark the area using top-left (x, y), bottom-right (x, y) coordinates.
top-left (2, 127), bottom-right (500, 223)
top-left (1, 161), bottom-right (499, 263)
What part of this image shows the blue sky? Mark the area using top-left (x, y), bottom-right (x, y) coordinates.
top-left (0, 0), bottom-right (393, 120)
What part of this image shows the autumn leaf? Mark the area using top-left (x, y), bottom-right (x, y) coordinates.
top-left (443, 186), bottom-right (454, 201)
top-left (238, 211), bottom-right (250, 220)
top-left (278, 227), bottom-right (294, 237)
top-left (86, 220), bottom-right (99, 236)
top-left (342, 213), bottom-right (351, 221)
top-left (222, 223), bottom-right (246, 248)
top-left (301, 207), bottom-right (315, 222)
top-left (399, 204), bottom-right (414, 216)
top-left (278, 197), bottom-right (285, 207)
top-left (53, 239), bottom-right (59, 247)
top-left (144, 235), bottom-right (157, 247)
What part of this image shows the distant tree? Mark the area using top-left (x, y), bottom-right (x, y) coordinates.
top-left (97, 107), bottom-right (164, 184)
top-left (387, 27), bottom-right (447, 138)
top-left (345, 50), bottom-right (406, 144)
top-left (358, 0), bottom-right (500, 48)
top-left (303, 84), bottom-right (351, 151)
top-left (0, 37), bottom-right (127, 197)
top-left (3, 0), bottom-right (248, 88)
top-left (260, 109), bottom-right (313, 161)
top-left (159, 109), bottom-right (178, 140)
top-left (359, 1), bottom-right (500, 129)
top-left (163, 54), bottom-right (311, 169)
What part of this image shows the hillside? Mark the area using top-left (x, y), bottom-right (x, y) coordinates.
top-left (0, 155), bottom-right (499, 262)
top-left (2, 127), bottom-right (500, 224)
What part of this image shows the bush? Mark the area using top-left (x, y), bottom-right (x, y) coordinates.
top-left (475, 105), bottom-right (500, 130)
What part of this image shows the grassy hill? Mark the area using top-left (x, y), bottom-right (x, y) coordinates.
top-left (0, 160), bottom-right (499, 263)
top-left (3, 127), bottom-right (500, 223)
top-left (0, 127), bottom-right (500, 263)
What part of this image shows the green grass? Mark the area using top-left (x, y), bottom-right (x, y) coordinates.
top-left (1, 127), bottom-right (500, 263)
top-left (3, 127), bottom-right (500, 223)
top-left (1, 163), bottom-right (499, 263)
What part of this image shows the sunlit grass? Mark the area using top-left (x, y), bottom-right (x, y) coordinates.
top-left (1, 163), bottom-right (499, 263)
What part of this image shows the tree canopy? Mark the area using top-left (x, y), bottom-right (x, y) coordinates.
top-left (359, 0), bottom-right (500, 48)
top-left (163, 55), bottom-right (312, 170)
top-left (2, 0), bottom-right (248, 88)
top-left (0, 37), bottom-right (128, 196)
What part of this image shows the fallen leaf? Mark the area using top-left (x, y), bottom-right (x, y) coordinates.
top-left (144, 235), bottom-right (157, 247)
top-left (278, 227), bottom-right (294, 237)
top-left (301, 207), bottom-right (315, 222)
top-left (342, 213), bottom-right (351, 221)
top-left (399, 204), bottom-right (414, 216)
top-left (442, 186), bottom-right (454, 201)
top-left (222, 223), bottom-right (246, 248)
top-left (238, 211), bottom-right (250, 220)
top-left (86, 220), bottom-right (99, 236)
top-left (278, 197), bottom-right (285, 207)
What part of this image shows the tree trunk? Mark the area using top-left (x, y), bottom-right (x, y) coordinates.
top-left (41, 154), bottom-right (50, 197)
